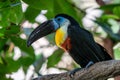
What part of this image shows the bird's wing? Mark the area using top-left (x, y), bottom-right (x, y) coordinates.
top-left (68, 25), bottom-right (112, 66)
top-left (96, 43), bottom-right (112, 60)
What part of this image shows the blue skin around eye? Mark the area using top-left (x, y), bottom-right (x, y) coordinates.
top-left (52, 16), bottom-right (68, 31)
top-left (55, 17), bottom-right (64, 25)
top-left (53, 17), bottom-right (66, 30)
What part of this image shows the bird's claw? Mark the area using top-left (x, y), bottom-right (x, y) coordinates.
top-left (69, 61), bottom-right (94, 78)
top-left (68, 68), bottom-right (81, 78)
top-left (85, 61), bottom-right (94, 68)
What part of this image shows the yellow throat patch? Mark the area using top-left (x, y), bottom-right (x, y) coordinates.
top-left (55, 27), bottom-right (68, 48)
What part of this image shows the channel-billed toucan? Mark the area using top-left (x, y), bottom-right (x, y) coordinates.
top-left (27, 14), bottom-right (112, 68)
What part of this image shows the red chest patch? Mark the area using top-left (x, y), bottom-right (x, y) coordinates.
top-left (61, 37), bottom-right (72, 51)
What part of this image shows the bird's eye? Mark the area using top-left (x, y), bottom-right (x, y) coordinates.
top-left (57, 18), bottom-right (61, 21)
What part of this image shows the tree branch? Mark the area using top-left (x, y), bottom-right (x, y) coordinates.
top-left (33, 60), bottom-right (120, 80)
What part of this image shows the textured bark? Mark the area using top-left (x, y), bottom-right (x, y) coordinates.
top-left (33, 60), bottom-right (120, 80)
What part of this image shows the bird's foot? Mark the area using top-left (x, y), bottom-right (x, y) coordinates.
top-left (68, 68), bottom-right (81, 78)
top-left (85, 61), bottom-right (94, 68)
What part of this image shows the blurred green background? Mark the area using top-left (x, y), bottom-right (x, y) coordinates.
top-left (0, 0), bottom-right (120, 80)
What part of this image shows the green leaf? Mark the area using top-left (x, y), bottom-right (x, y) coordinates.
top-left (25, 6), bottom-right (41, 23)
top-left (0, 33), bottom-right (4, 37)
top-left (113, 6), bottom-right (120, 18)
top-left (6, 57), bottom-right (21, 73)
top-left (108, 19), bottom-right (119, 33)
top-left (9, 2), bottom-right (23, 24)
top-left (10, 37), bottom-right (35, 67)
top-left (22, 0), bottom-right (53, 10)
top-left (100, 4), bottom-right (120, 11)
top-left (101, 14), bottom-right (119, 20)
top-left (0, 8), bottom-right (10, 27)
top-left (0, 39), bottom-right (7, 51)
top-left (0, 56), bottom-right (20, 74)
top-left (95, 20), bottom-right (120, 41)
top-left (4, 25), bottom-right (20, 35)
top-left (114, 47), bottom-right (120, 60)
top-left (23, 0), bottom-right (54, 19)
top-left (0, 1), bottom-right (23, 26)
top-left (47, 48), bottom-right (64, 68)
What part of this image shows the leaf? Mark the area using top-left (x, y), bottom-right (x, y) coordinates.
top-left (0, 39), bottom-right (7, 51)
top-left (5, 57), bottom-right (21, 73)
top-left (22, 0), bottom-right (53, 10)
top-left (9, 2), bottom-right (23, 24)
top-left (0, 33), bottom-right (4, 37)
top-left (4, 25), bottom-right (20, 35)
top-left (99, 4), bottom-right (120, 11)
top-left (108, 19), bottom-right (119, 33)
top-left (25, 6), bottom-right (41, 23)
top-left (0, 1), bottom-right (23, 27)
top-left (113, 6), bottom-right (120, 18)
top-left (0, 8), bottom-right (10, 27)
top-left (0, 56), bottom-right (21, 74)
top-left (10, 37), bottom-right (35, 67)
top-left (47, 48), bottom-right (64, 68)
top-left (114, 47), bottom-right (120, 60)
top-left (95, 20), bottom-right (120, 41)
top-left (23, 0), bottom-right (54, 19)
top-left (101, 14), bottom-right (119, 20)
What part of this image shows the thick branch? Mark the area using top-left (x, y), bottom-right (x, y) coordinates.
top-left (34, 60), bottom-right (120, 80)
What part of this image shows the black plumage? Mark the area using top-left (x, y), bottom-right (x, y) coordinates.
top-left (56, 14), bottom-right (112, 68)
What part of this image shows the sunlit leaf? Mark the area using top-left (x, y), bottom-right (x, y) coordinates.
top-left (114, 47), bottom-right (120, 60)
top-left (101, 14), bottom-right (119, 20)
top-left (100, 4), bottom-right (120, 11)
top-left (0, 33), bottom-right (4, 37)
top-left (113, 6), bottom-right (120, 18)
top-left (9, 2), bottom-right (23, 24)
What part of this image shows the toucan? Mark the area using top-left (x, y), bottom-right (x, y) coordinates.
top-left (27, 14), bottom-right (112, 69)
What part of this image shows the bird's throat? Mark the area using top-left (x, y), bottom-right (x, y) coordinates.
top-left (55, 27), bottom-right (71, 51)
top-left (55, 28), bottom-right (66, 47)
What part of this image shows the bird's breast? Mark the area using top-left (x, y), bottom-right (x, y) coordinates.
top-left (61, 37), bottom-right (71, 51)
top-left (55, 28), bottom-right (71, 51)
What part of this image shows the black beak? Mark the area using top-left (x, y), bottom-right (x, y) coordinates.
top-left (27, 20), bottom-right (57, 47)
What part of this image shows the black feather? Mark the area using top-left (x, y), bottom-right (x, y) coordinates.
top-left (68, 25), bottom-right (112, 67)
top-left (56, 14), bottom-right (112, 68)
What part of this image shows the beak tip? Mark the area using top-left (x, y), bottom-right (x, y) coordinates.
top-left (27, 41), bottom-right (31, 47)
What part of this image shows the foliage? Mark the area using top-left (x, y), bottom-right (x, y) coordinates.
top-left (0, 0), bottom-right (120, 80)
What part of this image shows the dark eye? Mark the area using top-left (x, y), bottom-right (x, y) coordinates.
top-left (57, 18), bottom-right (61, 21)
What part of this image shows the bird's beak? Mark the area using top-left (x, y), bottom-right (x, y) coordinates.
top-left (27, 19), bottom-right (59, 47)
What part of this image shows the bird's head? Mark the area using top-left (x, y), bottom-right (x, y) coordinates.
top-left (27, 14), bottom-right (78, 48)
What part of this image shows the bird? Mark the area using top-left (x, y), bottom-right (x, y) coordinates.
top-left (27, 14), bottom-right (112, 72)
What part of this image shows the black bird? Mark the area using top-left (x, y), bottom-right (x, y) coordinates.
top-left (27, 14), bottom-right (112, 69)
